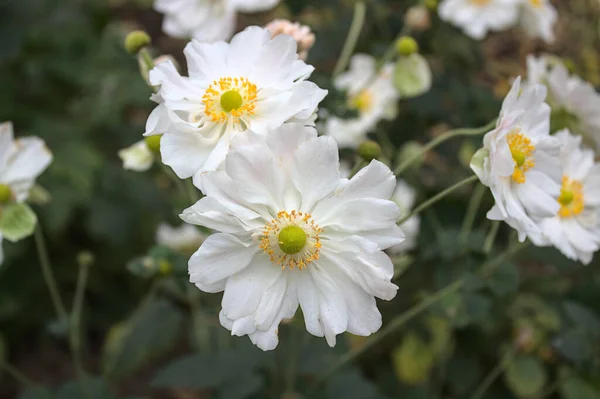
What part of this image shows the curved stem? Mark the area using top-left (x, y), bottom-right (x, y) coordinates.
top-left (483, 221), bottom-right (500, 254)
top-left (460, 183), bottom-right (486, 245)
top-left (470, 349), bottom-right (516, 399)
top-left (1, 362), bottom-right (36, 387)
top-left (397, 175), bottom-right (478, 226)
top-left (70, 261), bottom-right (91, 398)
top-left (34, 225), bottom-right (68, 323)
top-left (332, 1), bottom-right (367, 77)
top-left (394, 119), bottom-right (497, 176)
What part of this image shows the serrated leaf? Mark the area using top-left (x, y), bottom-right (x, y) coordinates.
top-left (0, 203), bottom-right (37, 242)
top-left (504, 356), bottom-right (547, 398)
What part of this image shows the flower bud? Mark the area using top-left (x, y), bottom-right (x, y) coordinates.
top-left (124, 30), bottom-right (151, 55)
top-left (396, 36), bottom-right (419, 56)
top-left (405, 6), bottom-right (431, 32)
top-left (0, 184), bottom-right (12, 204)
top-left (265, 19), bottom-right (316, 60)
top-left (358, 140), bottom-right (382, 161)
top-left (424, 0), bottom-right (438, 10)
top-left (77, 251), bottom-right (95, 268)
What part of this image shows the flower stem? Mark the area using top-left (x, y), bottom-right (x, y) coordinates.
top-left (483, 221), bottom-right (500, 254)
top-left (397, 175), bottom-right (478, 226)
top-left (34, 225), bottom-right (69, 323)
top-left (460, 183), bottom-right (486, 245)
top-left (394, 119), bottom-right (497, 176)
top-left (470, 349), bottom-right (516, 399)
top-left (332, 1), bottom-right (367, 77)
top-left (186, 283), bottom-right (211, 354)
top-left (71, 261), bottom-right (92, 399)
top-left (1, 362), bottom-right (36, 387)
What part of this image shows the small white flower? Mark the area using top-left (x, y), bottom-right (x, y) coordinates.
top-left (393, 53), bottom-right (432, 98)
top-left (155, 0), bottom-right (280, 42)
top-left (0, 122), bottom-right (53, 265)
top-left (119, 140), bottom-right (154, 172)
top-left (530, 130), bottom-right (600, 264)
top-left (146, 26), bottom-right (327, 184)
top-left (518, 0), bottom-right (557, 43)
top-left (438, 0), bottom-right (520, 40)
top-left (325, 54), bottom-right (399, 149)
top-left (471, 77), bottom-right (562, 242)
top-left (181, 123), bottom-right (404, 350)
top-left (156, 223), bottom-right (206, 253)
top-left (526, 55), bottom-right (600, 151)
top-left (388, 180), bottom-right (420, 254)
top-left (265, 19), bottom-right (315, 60)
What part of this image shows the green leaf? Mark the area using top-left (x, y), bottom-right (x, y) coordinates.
top-left (504, 356), bottom-right (547, 398)
top-left (102, 299), bottom-right (183, 378)
top-left (487, 262), bottom-right (520, 297)
top-left (327, 370), bottom-right (388, 399)
top-left (0, 203), bottom-right (37, 242)
top-left (392, 332), bottom-right (436, 385)
top-left (54, 377), bottom-right (117, 399)
top-left (16, 388), bottom-right (53, 399)
top-left (218, 372), bottom-right (264, 399)
top-left (559, 375), bottom-right (600, 399)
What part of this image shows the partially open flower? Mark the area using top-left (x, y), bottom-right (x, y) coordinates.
top-left (265, 19), bottom-right (316, 60)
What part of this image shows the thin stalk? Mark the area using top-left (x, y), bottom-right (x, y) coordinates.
top-left (349, 160), bottom-right (367, 178)
top-left (483, 221), bottom-right (500, 254)
top-left (397, 175), bottom-right (478, 226)
top-left (186, 283), bottom-right (211, 353)
top-left (284, 325), bottom-right (301, 394)
top-left (70, 261), bottom-right (91, 397)
top-left (460, 183), bottom-right (486, 245)
top-left (332, 1), bottom-right (367, 77)
top-left (394, 120), bottom-right (497, 176)
top-left (34, 226), bottom-right (68, 323)
top-left (470, 349), bottom-right (516, 399)
top-left (1, 363), bottom-right (36, 387)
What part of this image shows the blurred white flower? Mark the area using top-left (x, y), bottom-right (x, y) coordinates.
top-left (265, 19), bottom-right (315, 60)
top-left (146, 26), bottom-right (327, 186)
top-left (0, 122), bottom-right (53, 265)
top-left (119, 140), bottom-right (154, 172)
top-left (388, 180), bottom-right (420, 254)
top-left (471, 77), bottom-right (562, 242)
top-left (393, 53), bottom-right (432, 98)
top-left (181, 123), bottom-right (404, 350)
top-left (439, 0), bottom-right (520, 40)
top-left (155, 0), bottom-right (280, 42)
top-left (156, 223), bottom-right (206, 253)
top-left (530, 130), bottom-right (600, 264)
top-left (526, 55), bottom-right (600, 151)
top-left (325, 54), bottom-right (399, 148)
top-left (519, 0), bottom-right (557, 43)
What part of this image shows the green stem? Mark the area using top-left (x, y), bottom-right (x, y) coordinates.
top-left (470, 349), bottom-right (516, 399)
top-left (394, 120), bottom-right (497, 176)
top-left (460, 183), bottom-right (486, 245)
top-left (186, 283), bottom-right (211, 353)
top-left (332, 1), bottom-right (367, 77)
top-left (70, 261), bottom-right (91, 398)
top-left (34, 226), bottom-right (69, 323)
top-left (284, 325), bottom-right (301, 394)
top-left (349, 160), bottom-right (367, 178)
top-left (483, 221), bottom-right (500, 254)
top-left (397, 175), bottom-right (478, 226)
top-left (1, 363), bottom-right (36, 387)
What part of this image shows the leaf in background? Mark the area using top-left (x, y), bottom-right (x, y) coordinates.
top-left (218, 372), bottom-right (264, 399)
top-left (53, 377), bottom-right (118, 399)
top-left (487, 262), bottom-right (520, 297)
top-left (504, 356), bottom-right (547, 398)
top-left (327, 369), bottom-right (389, 399)
top-left (0, 203), bottom-right (37, 242)
top-left (392, 331), bottom-right (436, 385)
top-left (559, 374), bottom-right (600, 399)
top-left (102, 298), bottom-right (183, 378)
top-left (16, 388), bottom-right (53, 399)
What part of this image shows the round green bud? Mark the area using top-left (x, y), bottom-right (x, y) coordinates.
top-left (396, 36), bottom-right (419, 56)
top-left (0, 184), bottom-right (12, 204)
top-left (424, 0), bottom-right (438, 10)
top-left (77, 251), bottom-right (95, 268)
top-left (144, 134), bottom-right (162, 154)
top-left (220, 90), bottom-right (243, 112)
top-left (278, 226), bottom-right (307, 255)
top-left (158, 260), bottom-right (173, 276)
top-left (124, 30), bottom-right (151, 55)
top-left (358, 140), bottom-right (382, 161)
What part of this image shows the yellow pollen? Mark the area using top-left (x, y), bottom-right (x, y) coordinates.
top-left (471, 0), bottom-right (491, 5)
top-left (507, 130), bottom-right (535, 184)
top-left (202, 76), bottom-right (258, 124)
top-left (558, 176), bottom-right (584, 218)
top-left (529, 0), bottom-right (542, 7)
top-left (260, 210), bottom-right (323, 270)
top-left (350, 90), bottom-right (374, 113)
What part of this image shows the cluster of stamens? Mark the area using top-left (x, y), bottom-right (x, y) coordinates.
top-left (349, 90), bottom-right (374, 113)
top-left (558, 176), bottom-right (585, 218)
top-left (260, 210), bottom-right (324, 270)
top-left (507, 129), bottom-right (535, 184)
top-left (201, 76), bottom-right (258, 124)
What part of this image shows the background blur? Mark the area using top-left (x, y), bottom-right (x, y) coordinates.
top-left (1, 0), bottom-right (600, 398)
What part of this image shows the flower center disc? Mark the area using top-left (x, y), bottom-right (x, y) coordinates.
top-left (350, 90), bottom-right (374, 113)
top-left (507, 130), bottom-right (535, 184)
top-left (220, 90), bottom-right (243, 112)
top-left (558, 176), bottom-right (584, 218)
top-left (278, 226), bottom-right (307, 254)
top-left (202, 76), bottom-right (258, 124)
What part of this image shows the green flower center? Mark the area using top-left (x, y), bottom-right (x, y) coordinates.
top-left (144, 134), bottom-right (162, 154)
top-left (220, 90), bottom-right (243, 112)
top-left (278, 226), bottom-right (307, 255)
top-left (558, 189), bottom-right (574, 206)
top-left (512, 150), bottom-right (526, 167)
top-left (0, 184), bottom-right (12, 203)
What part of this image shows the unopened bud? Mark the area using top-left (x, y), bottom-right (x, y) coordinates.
top-left (0, 184), bottom-right (12, 204)
top-left (266, 19), bottom-right (315, 61)
top-left (405, 6), bottom-right (431, 31)
top-left (358, 140), bottom-right (382, 161)
top-left (424, 0), bottom-right (438, 10)
top-left (77, 251), bottom-right (95, 268)
top-left (125, 30), bottom-right (151, 55)
top-left (396, 36), bottom-right (419, 57)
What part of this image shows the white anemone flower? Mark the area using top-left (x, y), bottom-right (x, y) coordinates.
top-left (156, 223), bottom-right (206, 254)
top-left (388, 180), bottom-right (420, 254)
top-left (155, 0), bottom-right (280, 43)
top-left (0, 122), bottom-right (53, 265)
top-left (526, 55), bottom-right (600, 151)
top-left (519, 0), bottom-right (557, 43)
top-left (119, 141), bottom-right (154, 172)
top-left (181, 123), bottom-right (404, 350)
top-left (471, 77), bottom-right (562, 242)
top-left (146, 26), bottom-right (327, 185)
top-left (530, 130), bottom-right (600, 264)
top-left (325, 54), bottom-right (399, 149)
top-left (438, 0), bottom-right (520, 40)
